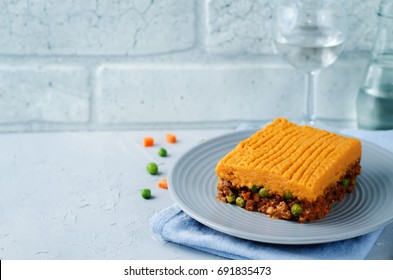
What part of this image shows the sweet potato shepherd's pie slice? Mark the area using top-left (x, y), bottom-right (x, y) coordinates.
top-left (216, 118), bottom-right (362, 223)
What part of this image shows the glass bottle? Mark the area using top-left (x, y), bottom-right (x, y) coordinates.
top-left (356, 0), bottom-right (393, 130)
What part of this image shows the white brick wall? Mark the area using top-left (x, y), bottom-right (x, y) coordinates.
top-left (0, 0), bottom-right (196, 55)
top-left (95, 63), bottom-right (304, 124)
top-left (0, 64), bottom-right (90, 124)
top-left (0, 0), bottom-right (382, 131)
top-left (206, 0), bottom-right (275, 54)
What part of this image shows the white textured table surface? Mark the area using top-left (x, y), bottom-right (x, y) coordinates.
top-left (0, 130), bottom-right (392, 260)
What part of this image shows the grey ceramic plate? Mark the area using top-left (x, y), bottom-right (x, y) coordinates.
top-left (168, 130), bottom-right (393, 245)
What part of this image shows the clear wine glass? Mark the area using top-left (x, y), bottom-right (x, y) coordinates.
top-left (273, 0), bottom-right (347, 124)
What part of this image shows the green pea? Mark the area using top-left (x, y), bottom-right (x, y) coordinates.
top-left (236, 197), bottom-right (245, 208)
top-left (342, 178), bottom-right (350, 187)
top-left (284, 191), bottom-right (294, 200)
top-left (226, 194), bottom-right (236, 203)
top-left (141, 188), bottom-right (151, 199)
top-left (146, 162), bottom-right (158, 175)
top-left (158, 147), bottom-right (167, 157)
top-left (291, 203), bottom-right (302, 216)
top-left (259, 188), bottom-right (270, 198)
top-left (251, 185), bottom-right (259, 193)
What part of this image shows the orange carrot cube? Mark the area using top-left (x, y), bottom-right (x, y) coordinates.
top-left (143, 137), bottom-right (154, 147)
top-left (166, 133), bottom-right (176, 144)
top-left (158, 178), bottom-right (168, 189)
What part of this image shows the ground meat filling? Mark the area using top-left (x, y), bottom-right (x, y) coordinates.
top-left (216, 162), bottom-right (361, 223)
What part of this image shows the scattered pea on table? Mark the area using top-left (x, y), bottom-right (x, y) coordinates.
top-left (158, 147), bottom-right (167, 157)
top-left (141, 188), bottom-right (151, 199)
top-left (146, 162), bottom-right (158, 175)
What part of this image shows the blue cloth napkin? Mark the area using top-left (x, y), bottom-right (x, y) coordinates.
top-left (150, 205), bottom-right (382, 260)
top-left (149, 128), bottom-right (393, 260)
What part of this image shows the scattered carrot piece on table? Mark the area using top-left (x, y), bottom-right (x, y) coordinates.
top-left (166, 133), bottom-right (176, 144)
top-left (143, 137), bottom-right (154, 147)
top-left (158, 178), bottom-right (168, 189)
